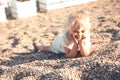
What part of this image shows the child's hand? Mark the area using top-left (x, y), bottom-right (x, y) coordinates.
top-left (72, 34), bottom-right (79, 44)
top-left (74, 34), bottom-right (86, 45)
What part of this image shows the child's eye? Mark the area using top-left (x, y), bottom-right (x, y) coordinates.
top-left (74, 31), bottom-right (79, 33)
top-left (81, 30), bottom-right (85, 33)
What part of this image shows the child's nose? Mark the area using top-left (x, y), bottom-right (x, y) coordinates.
top-left (75, 31), bottom-right (80, 34)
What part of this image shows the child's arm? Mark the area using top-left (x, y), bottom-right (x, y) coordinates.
top-left (78, 33), bottom-right (91, 56)
top-left (63, 32), bottom-right (91, 58)
top-left (63, 35), bottom-right (79, 58)
top-left (63, 43), bottom-right (78, 58)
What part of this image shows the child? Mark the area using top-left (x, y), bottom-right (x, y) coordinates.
top-left (33, 10), bottom-right (91, 58)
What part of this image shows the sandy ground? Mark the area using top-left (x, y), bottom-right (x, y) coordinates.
top-left (0, 0), bottom-right (120, 80)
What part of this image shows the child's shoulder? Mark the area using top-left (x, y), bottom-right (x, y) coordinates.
top-left (62, 32), bottom-right (73, 43)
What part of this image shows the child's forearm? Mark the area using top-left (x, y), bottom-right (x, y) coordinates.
top-left (79, 43), bottom-right (90, 56)
top-left (66, 43), bottom-right (78, 58)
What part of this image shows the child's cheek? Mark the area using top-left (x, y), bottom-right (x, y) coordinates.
top-left (75, 35), bottom-right (79, 39)
top-left (75, 34), bottom-right (81, 39)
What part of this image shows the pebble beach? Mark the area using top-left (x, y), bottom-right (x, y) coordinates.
top-left (0, 0), bottom-right (120, 80)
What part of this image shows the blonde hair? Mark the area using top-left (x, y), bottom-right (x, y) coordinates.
top-left (62, 10), bottom-right (91, 32)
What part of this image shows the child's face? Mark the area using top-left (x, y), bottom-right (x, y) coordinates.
top-left (69, 20), bottom-right (86, 40)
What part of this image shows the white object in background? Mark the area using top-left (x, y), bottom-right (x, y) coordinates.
top-left (10, 0), bottom-right (37, 18)
top-left (0, 0), bottom-right (10, 7)
top-left (0, 5), bottom-right (7, 22)
top-left (38, 0), bottom-right (97, 11)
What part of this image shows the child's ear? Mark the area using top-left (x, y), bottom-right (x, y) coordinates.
top-left (68, 30), bottom-right (73, 35)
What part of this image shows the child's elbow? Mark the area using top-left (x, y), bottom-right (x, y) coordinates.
top-left (82, 51), bottom-right (90, 57)
top-left (66, 52), bottom-right (77, 58)
top-left (66, 54), bottom-right (76, 58)
top-left (83, 53), bottom-right (90, 57)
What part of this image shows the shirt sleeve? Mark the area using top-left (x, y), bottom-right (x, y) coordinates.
top-left (61, 32), bottom-right (73, 49)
